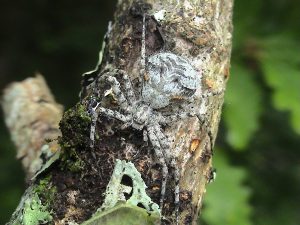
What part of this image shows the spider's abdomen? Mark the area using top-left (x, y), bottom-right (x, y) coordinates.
top-left (142, 52), bottom-right (201, 109)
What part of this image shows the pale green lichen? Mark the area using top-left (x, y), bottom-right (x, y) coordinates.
top-left (99, 159), bottom-right (160, 214)
top-left (81, 160), bottom-right (160, 225)
top-left (8, 184), bottom-right (54, 225)
top-left (10, 191), bottom-right (52, 225)
top-left (21, 194), bottom-right (52, 225)
top-left (153, 10), bottom-right (166, 22)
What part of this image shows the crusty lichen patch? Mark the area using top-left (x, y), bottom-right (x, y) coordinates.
top-left (8, 186), bottom-right (53, 225)
top-left (100, 159), bottom-right (160, 214)
top-left (82, 160), bottom-right (160, 225)
top-left (21, 194), bottom-right (53, 225)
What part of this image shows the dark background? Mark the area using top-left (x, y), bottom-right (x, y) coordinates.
top-left (1, 1), bottom-right (299, 224)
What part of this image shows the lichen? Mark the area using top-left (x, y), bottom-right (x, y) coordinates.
top-left (21, 194), bottom-right (53, 225)
top-left (81, 160), bottom-right (160, 225)
top-left (99, 160), bottom-right (160, 214)
top-left (9, 190), bottom-right (52, 225)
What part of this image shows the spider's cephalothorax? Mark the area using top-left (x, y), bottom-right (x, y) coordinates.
top-left (130, 102), bottom-right (152, 130)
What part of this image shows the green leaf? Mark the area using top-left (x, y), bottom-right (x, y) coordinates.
top-left (259, 36), bottom-right (300, 134)
top-left (224, 64), bottom-right (263, 150)
top-left (81, 203), bottom-right (160, 225)
top-left (201, 150), bottom-right (252, 225)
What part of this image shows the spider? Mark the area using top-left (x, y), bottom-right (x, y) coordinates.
top-left (87, 51), bottom-right (220, 221)
top-left (87, 14), bottom-right (222, 224)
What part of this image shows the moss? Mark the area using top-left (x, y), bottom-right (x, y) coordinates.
top-left (59, 102), bottom-right (91, 149)
top-left (34, 176), bottom-right (57, 206)
top-left (60, 147), bottom-right (85, 172)
top-left (58, 102), bottom-right (90, 172)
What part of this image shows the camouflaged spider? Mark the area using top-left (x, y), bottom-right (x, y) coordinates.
top-left (88, 14), bottom-right (222, 224)
top-left (88, 51), bottom-right (204, 218)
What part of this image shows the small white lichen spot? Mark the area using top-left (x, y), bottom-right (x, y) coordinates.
top-left (142, 52), bottom-right (201, 109)
top-left (153, 10), bottom-right (167, 22)
top-left (193, 16), bottom-right (205, 27)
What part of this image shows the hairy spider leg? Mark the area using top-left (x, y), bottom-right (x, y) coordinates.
top-left (153, 124), bottom-right (180, 225)
top-left (90, 103), bottom-right (131, 148)
top-left (147, 125), bottom-right (168, 209)
top-left (161, 108), bottom-right (215, 152)
top-left (201, 88), bottom-right (225, 98)
top-left (90, 101), bottom-right (100, 148)
top-left (162, 111), bottom-right (196, 125)
top-left (106, 75), bottom-right (130, 113)
top-left (117, 70), bottom-right (137, 105)
top-left (198, 88), bottom-right (225, 150)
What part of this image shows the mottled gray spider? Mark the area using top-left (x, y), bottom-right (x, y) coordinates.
top-left (88, 14), bottom-right (222, 224)
top-left (88, 52), bottom-right (204, 217)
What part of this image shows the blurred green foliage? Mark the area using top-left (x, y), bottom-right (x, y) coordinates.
top-left (224, 64), bottom-right (262, 149)
top-left (202, 0), bottom-right (300, 225)
top-left (201, 150), bottom-right (252, 225)
top-left (0, 0), bottom-right (299, 224)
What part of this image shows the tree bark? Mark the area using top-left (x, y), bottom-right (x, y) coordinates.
top-left (1, 74), bottom-right (63, 179)
top-left (3, 0), bottom-right (233, 225)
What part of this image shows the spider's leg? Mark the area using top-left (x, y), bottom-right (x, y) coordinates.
top-left (90, 103), bottom-right (130, 148)
top-left (201, 88), bottom-right (224, 98)
top-left (163, 111), bottom-right (193, 125)
top-left (118, 70), bottom-right (137, 105)
top-left (147, 126), bottom-right (168, 209)
top-left (120, 122), bottom-right (132, 130)
top-left (90, 102), bottom-right (100, 148)
top-left (154, 124), bottom-right (180, 224)
top-left (143, 129), bottom-right (148, 142)
top-left (200, 88), bottom-right (224, 149)
top-left (106, 76), bottom-right (130, 112)
top-left (196, 100), bottom-right (214, 151)
top-left (95, 106), bottom-right (129, 122)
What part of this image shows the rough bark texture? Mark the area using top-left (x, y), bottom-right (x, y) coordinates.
top-left (1, 74), bottom-right (63, 179)
top-left (3, 0), bottom-right (233, 225)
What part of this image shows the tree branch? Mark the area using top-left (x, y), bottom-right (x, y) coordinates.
top-left (4, 0), bottom-right (233, 225)
top-left (1, 74), bottom-right (63, 179)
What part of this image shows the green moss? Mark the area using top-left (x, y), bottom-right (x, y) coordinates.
top-left (77, 104), bottom-right (92, 123)
top-left (58, 102), bottom-right (90, 172)
top-left (59, 146), bottom-right (85, 172)
top-left (59, 102), bottom-right (91, 149)
top-left (34, 176), bottom-right (57, 206)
